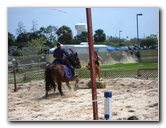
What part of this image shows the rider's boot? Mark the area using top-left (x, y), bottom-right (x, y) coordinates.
top-left (71, 68), bottom-right (78, 78)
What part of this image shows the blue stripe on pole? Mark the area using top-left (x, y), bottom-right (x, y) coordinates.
top-left (104, 91), bottom-right (112, 98)
top-left (105, 114), bottom-right (109, 119)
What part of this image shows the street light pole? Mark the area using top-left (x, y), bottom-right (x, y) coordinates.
top-left (119, 30), bottom-right (122, 45)
top-left (119, 30), bottom-right (122, 39)
top-left (136, 13), bottom-right (143, 46)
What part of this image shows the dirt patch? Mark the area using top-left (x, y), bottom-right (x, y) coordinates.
top-left (8, 77), bottom-right (159, 121)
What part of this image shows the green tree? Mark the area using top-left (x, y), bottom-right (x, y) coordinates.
top-left (16, 33), bottom-right (29, 48)
top-left (46, 25), bottom-right (57, 43)
top-left (140, 34), bottom-right (158, 47)
top-left (15, 21), bottom-right (29, 49)
top-left (39, 25), bottom-right (57, 43)
top-left (93, 29), bottom-right (106, 44)
top-left (105, 36), bottom-right (120, 47)
top-left (29, 37), bottom-right (48, 54)
top-left (73, 31), bottom-right (88, 44)
top-left (8, 32), bottom-right (16, 47)
top-left (15, 21), bottom-right (26, 36)
top-left (56, 25), bottom-right (73, 44)
top-left (31, 19), bottom-right (38, 33)
top-left (12, 49), bottom-right (22, 56)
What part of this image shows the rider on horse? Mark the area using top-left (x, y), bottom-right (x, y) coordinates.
top-left (53, 42), bottom-right (77, 77)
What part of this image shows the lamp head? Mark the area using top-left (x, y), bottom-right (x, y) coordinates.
top-left (137, 13), bottom-right (143, 16)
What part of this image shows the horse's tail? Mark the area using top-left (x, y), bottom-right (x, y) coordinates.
top-left (45, 65), bottom-right (52, 82)
top-left (45, 64), bottom-right (54, 96)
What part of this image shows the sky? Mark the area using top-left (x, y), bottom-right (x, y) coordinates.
top-left (8, 7), bottom-right (159, 40)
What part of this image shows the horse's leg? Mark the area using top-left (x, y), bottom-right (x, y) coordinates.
top-left (57, 81), bottom-right (63, 96)
top-left (66, 81), bottom-right (71, 91)
top-left (50, 80), bottom-right (56, 93)
top-left (74, 78), bottom-right (79, 91)
top-left (45, 80), bottom-right (50, 97)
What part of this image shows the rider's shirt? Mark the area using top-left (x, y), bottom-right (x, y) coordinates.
top-left (53, 47), bottom-right (70, 59)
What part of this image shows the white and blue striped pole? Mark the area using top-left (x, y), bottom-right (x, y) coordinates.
top-left (104, 91), bottom-right (112, 120)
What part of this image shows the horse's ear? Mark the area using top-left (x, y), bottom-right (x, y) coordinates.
top-left (69, 48), bottom-right (74, 54)
top-left (75, 52), bottom-right (78, 57)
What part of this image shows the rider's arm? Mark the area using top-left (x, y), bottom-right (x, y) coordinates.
top-left (62, 48), bottom-right (70, 57)
top-left (53, 49), bottom-right (57, 58)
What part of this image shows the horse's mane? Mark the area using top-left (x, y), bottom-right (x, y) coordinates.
top-left (67, 52), bottom-right (79, 69)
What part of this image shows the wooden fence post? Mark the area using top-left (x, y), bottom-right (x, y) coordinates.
top-left (13, 67), bottom-right (18, 92)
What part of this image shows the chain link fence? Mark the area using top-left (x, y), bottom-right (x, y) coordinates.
top-left (8, 67), bottom-right (158, 85)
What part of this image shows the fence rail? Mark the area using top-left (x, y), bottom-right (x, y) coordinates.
top-left (8, 68), bottom-right (158, 84)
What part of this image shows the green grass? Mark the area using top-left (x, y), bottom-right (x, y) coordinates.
top-left (77, 61), bottom-right (158, 71)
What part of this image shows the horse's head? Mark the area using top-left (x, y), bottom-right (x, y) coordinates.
top-left (68, 52), bottom-right (81, 69)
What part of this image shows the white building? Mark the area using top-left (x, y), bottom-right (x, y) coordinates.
top-left (49, 43), bottom-right (107, 54)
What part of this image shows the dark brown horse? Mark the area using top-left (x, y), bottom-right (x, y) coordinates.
top-left (45, 52), bottom-right (81, 97)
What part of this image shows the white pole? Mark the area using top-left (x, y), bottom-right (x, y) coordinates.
top-left (104, 91), bottom-right (112, 120)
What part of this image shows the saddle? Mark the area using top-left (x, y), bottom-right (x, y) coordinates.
top-left (62, 65), bottom-right (72, 79)
top-left (53, 59), bottom-right (75, 79)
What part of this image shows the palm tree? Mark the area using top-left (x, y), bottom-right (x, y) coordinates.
top-left (93, 29), bottom-right (106, 44)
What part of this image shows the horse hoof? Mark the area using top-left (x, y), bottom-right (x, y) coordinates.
top-left (45, 93), bottom-right (48, 98)
top-left (74, 87), bottom-right (78, 91)
top-left (68, 87), bottom-right (72, 91)
top-left (98, 78), bottom-right (102, 81)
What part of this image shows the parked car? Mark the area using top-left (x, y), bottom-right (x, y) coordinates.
top-left (128, 45), bottom-right (142, 50)
top-left (141, 45), bottom-right (149, 50)
top-left (149, 45), bottom-right (158, 49)
top-left (133, 45), bottom-right (143, 50)
top-left (116, 46), bottom-right (129, 51)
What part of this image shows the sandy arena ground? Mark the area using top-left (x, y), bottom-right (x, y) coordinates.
top-left (8, 77), bottom-right (159, 121)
